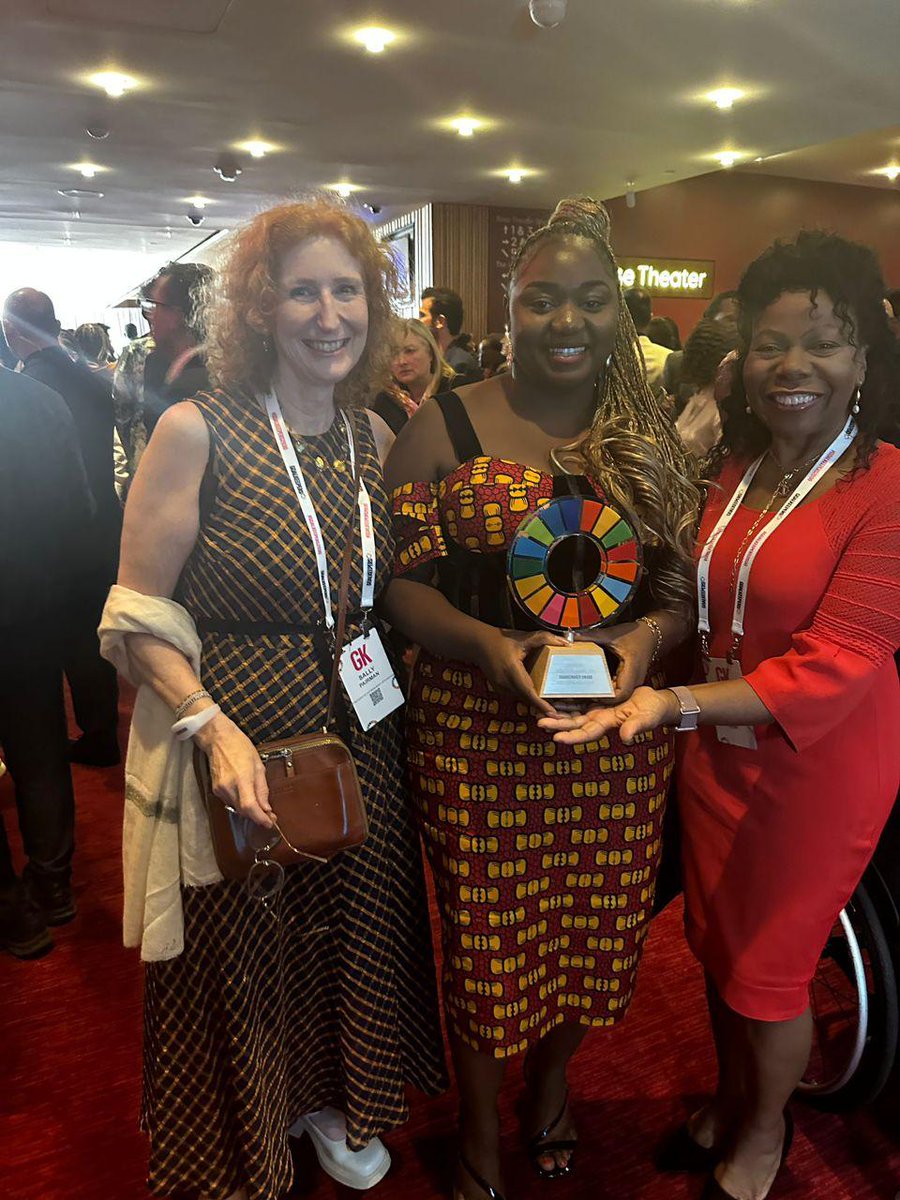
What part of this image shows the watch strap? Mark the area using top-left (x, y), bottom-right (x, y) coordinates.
top-left (669, 685), bottom-right (701, 732)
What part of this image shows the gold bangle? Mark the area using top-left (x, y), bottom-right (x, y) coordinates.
top-left (637, 615), bottom-right (663, 664)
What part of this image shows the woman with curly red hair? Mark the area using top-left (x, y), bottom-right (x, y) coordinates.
top-left (102, 199), bottom-right (446, 1200)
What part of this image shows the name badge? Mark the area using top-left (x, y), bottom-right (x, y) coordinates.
top-left (338, 628), bottom-right (404, 730)
top-left (704, 656), bottom-right (758, 750)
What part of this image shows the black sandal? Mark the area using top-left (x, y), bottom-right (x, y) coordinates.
top-left (526, 1088), bottom-right (578, 1180)
top-left (457, 1152), bottom-right (507, 1200)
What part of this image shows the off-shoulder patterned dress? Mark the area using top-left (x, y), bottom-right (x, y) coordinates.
top-left (391, 392), bottom-right (673, 1058)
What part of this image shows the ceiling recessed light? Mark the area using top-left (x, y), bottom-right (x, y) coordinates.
top-left (328, 182), bottom-right (359, 198)
top-left (87, 70), bottom-right (138, 98)
top-left (353, 26), bottom-right (397, 53)
top-left (716, 151), bottom-right (740, 168)
top-left (71, 162), bottom-right (104, 178)
top-left (58, 188), bottom-right (104, 199)
top-left (451, 116), bottom-right (482, 138)
top-left (874, 164), bottom-right (900, 182)
top-left (237, 139), bottom-right (277, 159)
top-left (507, 170), bottom-right (524, 184)
top-left (185, 195), bottom-right (212, 208)
top-left (706, 87), bottom-right (744, 110)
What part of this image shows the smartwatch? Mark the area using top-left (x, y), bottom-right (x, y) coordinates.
top-left (668, 686), bottom-right (701, 733)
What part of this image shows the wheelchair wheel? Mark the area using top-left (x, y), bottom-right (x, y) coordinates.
top-left (797, 882), bottom-right (898, 1111)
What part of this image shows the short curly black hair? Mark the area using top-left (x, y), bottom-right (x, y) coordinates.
top-left (713, 230), bottom-right (900, 474)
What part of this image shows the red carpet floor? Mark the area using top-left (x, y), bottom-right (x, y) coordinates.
top-left (1, 693), bottom-right (898, 1200)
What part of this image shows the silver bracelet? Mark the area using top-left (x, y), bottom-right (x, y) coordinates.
top-left (637, 615), bottom-right (664, 663)
top-left (174, 689), bottom-right (212, 720)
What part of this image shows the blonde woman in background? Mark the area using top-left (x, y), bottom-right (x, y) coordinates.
top-left (369, 317), bottom-right (457, 435)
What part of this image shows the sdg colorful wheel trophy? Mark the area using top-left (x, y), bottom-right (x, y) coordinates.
top-left (507, 494), bottom-right (642, 699)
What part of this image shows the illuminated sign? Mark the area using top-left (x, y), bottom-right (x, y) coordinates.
top-left (617, 257), bottom-right (715, 299)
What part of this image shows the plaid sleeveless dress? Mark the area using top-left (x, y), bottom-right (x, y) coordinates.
top-left (141, 389), bottom-right (446, 1200)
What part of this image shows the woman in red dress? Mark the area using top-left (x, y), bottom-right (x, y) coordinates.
top-left (384, 197), bottom-right (699, 1200)
top-left (543, 230), bottom-right (900, 1200)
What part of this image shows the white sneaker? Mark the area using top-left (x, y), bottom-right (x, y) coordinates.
top-left (288, 1109), bottom-right (391, 1190)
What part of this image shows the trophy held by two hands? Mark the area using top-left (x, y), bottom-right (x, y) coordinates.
top-left (507, 494), bottom-right (643, 700)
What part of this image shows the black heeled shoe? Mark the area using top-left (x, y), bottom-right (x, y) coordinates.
top-left (701, 1111), bottom-right (794, 1200)
top-left (457, 1152), bottom-right (507, 1200)
top-left (526, 1089), bottom-right (578, 1180)
top-left (653, 1120), bottom-right (721, 1173)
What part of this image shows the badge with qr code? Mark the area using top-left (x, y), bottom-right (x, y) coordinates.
top-left (338, 629), bottom-right (404, 729)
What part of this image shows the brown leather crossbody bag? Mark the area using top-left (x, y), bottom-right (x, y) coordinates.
top-left (193, 417), bottom-right (368, 882)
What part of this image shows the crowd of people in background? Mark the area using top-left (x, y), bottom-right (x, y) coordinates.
top-left (1, 197), bottom-right (899, 1200)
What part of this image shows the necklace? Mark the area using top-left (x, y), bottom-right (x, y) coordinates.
top-left (727, 447), bottom-right (822, 596)
top-left (289, 431), bottom-right (347, 472)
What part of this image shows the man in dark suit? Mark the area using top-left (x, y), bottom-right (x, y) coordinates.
top-left (0, 368), bottom-right (95, 955)
top-left (3, 288), bottom-right (121, 766)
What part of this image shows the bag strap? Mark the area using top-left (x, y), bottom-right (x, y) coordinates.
top-left (324, 411), bottom-right (361, 730)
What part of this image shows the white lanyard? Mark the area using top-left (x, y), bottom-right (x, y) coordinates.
top-left (697, 415), bottom-right (856, 654)
top-left (264, 394), bottom-right (377, 631)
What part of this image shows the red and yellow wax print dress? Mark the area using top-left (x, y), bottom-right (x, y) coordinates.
top-left (391, 396), bottom-right (674, 1057)
top-left (678, 445), bottom-right (900, 1021)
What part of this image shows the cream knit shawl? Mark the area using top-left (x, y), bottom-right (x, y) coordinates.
top-left (99, 585), bottom-right (222, 961)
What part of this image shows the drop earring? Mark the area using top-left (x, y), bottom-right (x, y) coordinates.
top-left (851, 387), bottom-right (861, 416)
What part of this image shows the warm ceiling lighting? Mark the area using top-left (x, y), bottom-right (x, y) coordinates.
top-left (507, 170), bottom-right (524, 184)
top-left (186, 195), bottom-right (212, 208)
top-left (71, 162), bottom-right (103, 178)
top-left (716, 151), bottom-right (740, 168)
top-left (353, 26), bottom-right (397, 53)
top-left (874, 164), bottom-right (900, 182)
top-left (328, 182), bottom-right (359, 198)
top-left (87, 70), bottom-right (138, 98)
top-left (237, 139), bottom-right (277, 159)
top-left (451, 116), bottom-right (482, 138)
top-left (706, 87), bottom-right (744, 110)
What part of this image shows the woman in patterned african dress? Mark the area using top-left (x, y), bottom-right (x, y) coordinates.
top-left (383, 196), bottom-right (699, 1200)
top-left (107, 201), bottom-right (446, 1200)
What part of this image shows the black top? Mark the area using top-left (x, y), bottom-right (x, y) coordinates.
top-left (369, 391), bottom-right (409, 436)
top-left (369, 376), bottom-right (473, 437)
top-left (23, 346), bottom-right (120, 536)
top-left (143, 348), bottom-right (210, 438)
top-left (0, 368), bottom-right (94, 627)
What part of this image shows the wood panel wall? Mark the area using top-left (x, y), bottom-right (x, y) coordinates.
top-left (431, 202), bottom-right (491, 341)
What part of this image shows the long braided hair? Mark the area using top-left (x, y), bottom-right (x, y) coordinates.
top-left (508, 196), bottom-right (700, 613)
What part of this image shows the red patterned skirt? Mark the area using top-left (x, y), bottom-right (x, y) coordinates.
top-left (407, 649), bottom-right (674, 1057)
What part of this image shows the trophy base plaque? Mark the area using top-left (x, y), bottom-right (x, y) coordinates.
top-left (529, 642), bottom-right (615, 700)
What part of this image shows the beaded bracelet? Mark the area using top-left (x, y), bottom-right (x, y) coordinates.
top-left (174, 689), bottom-right (213, 720)
top-left (637, 615), bottom-right (664, 664)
